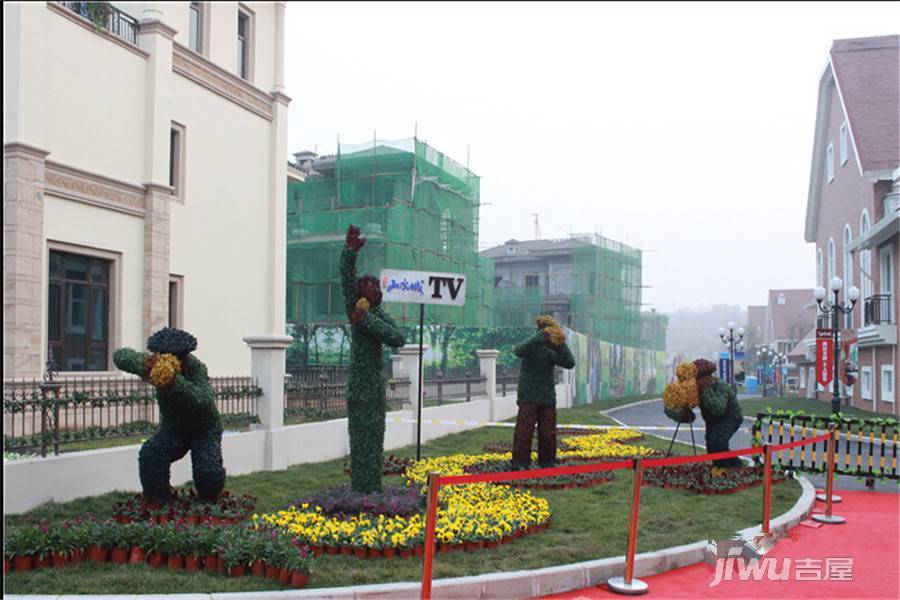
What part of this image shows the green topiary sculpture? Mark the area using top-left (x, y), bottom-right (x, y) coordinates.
top-left (663, 358), bottom-right (743, 468)
top-left (342, 225), bottom-right (406, 493)
top-left (113, 327), bottom-right (225, 504)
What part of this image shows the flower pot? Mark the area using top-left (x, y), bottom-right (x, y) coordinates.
top-left (368, 548), bottom-right (381, 558)
top-left (229, 565), bottom-right (245, 577)
top-left (129, 546), bottom-right (146, 564)
top-left (87, 545), bottom-right (108, 563)
top-left (383, 547), bottom-right (396, 558)
top-left (211, 516), bottom-right (223, 525)
top-left (486, 540), bottom-right (500, 549)
top-left (158, 515), bottom-right (170, 525)
top-left (4, 558), bottom-right (9, 574)
top-left (266, 565), bottom-right (280, 579)
top-left (167, 555), bottom-right (184, 570)
top-left (187, 515), bottom-right (199, 525)
top-left (279, 567), bottom-right (291, 584)
top-left (513, 529), bottom-right (524, 539)
top-left (290, 571), bottom-right (310, 588)
top-left (354, 548), bottom-right (368, 559)
top-left (185, 555), bottom-right (201, 571)
top-left (438, 544), bottom-right (450, 554)
top-left (110, 547), bottom-right (128, 565)
top-left (324, 545), bottom-right (336, 556)
top-left (398, 549), bottom-right (412, 558)
top-left (203, 555), bottom-right (218, 572)
top-left (476, 540), bottom-right (486, 549)
top-left (250, 560), bottom-right (265, 577)
top-left (13, 555), bottom-right (33, 572)
top-left (413, 544), bottom-right (424, 556)
top-left (35, 555), bottom-right (52, 569)
top-left (340, 545), bottom-right (353, 556)
top-left (70, 548), bottom-right (84, 565)
top-left (451, 544), bottom-right (465, 552)
top-left (52, 553), bottom-right (68, 568)
top-left (147, 552), bottom-right (166, 568)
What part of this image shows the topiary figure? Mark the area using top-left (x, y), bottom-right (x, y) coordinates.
top-left (662, 358), bottom-right (743, 468)
top-left (342, 225), bottom-right (406, 493)
top-left (511, 315), bottom-right (576, 469)
top-left (113, 327), bottom-right (225, 504)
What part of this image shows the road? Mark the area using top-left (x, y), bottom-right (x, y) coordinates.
top-left (603, 398), bottom-right (898, 493)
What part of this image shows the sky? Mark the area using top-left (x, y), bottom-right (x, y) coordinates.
top-left (283, 1), bottom-right (898, 314)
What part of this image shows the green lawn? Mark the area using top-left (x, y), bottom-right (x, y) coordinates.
top-left (740, 396), bottom-right (890, 421)
top-left (4, 398), bottom-right (802, 594)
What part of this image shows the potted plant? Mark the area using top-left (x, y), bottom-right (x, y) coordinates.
top-left (248, 529), bottom-right (266, 576)
top-left (110, 523), bottom-right (133, 564)
top-left (283, 547), bottom-right (312, 589)
top-left (219, 528), bottom-right (252, 577)
top-left (264, 530), bottom-right (288, 580)
top-left (160, 524), bottom-right (187, 570)
top-left (143, 524), bottom-right (167, 568)
top-left (66, 519), bottom-right (90, 565)
top-left (87, 519), bottom-right (113, 563)
top-left (6, 527), bottom-right (37, 572)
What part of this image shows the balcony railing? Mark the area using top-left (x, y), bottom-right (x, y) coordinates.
top-left (863, 295), bottom-right (894, 326)
top-left (57, 2), bottom-right (139, 46)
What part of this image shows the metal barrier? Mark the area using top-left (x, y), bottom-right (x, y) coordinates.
top-left (418, 432), bottom-right (833, 598)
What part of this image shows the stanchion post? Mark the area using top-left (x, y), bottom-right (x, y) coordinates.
top-left (608, 457), bottom-right (649, 595)
top-left (762, 444), bottom-right (772, 534)
top-left (812, 426), bottom-right (845, 525)
top-left (420, 472), bottom-right (440, 600)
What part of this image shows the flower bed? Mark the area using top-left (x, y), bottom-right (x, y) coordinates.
top-left (3, 518), bottom-right (312, 587)
top-left (288, 484), bottom-right (424, 518)
top-left (642, 462), bottom-right (790, 494)
top-left (111, 488), bottom-right (256, 525)
top-left (463, 459), bottom-right (615, 490)
top-left (342, 453), bottom-right (412, 477)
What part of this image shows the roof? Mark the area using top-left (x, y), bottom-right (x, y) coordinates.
top-left (830, 36), bottom-right (900, 173)
top-left (765, 289), bottom-right (816, 343)
top-left (787, 327), bottom-right (815, 362)
top-left (804, 35), bottom-right (900, 242)
top-left (480, 238), bottom-right (577, 260)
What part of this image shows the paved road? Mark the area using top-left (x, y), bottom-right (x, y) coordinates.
top-left (603, 398), bottom-right (898, 493)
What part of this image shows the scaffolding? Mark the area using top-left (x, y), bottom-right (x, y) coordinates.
top-left (493, 234), bottom-right (644, 347)
top-left (286, 137), bottom-right (494, 328)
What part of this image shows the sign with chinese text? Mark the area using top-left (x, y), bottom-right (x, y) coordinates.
top-left (380, 269), bottom-right (467, 306)
top-left (815, 328), bottom-right (833, 387)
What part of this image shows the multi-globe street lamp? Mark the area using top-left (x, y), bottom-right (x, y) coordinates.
top-left (814, 276), bottom-right (860, 415)
top-left (756, 346), bottom-right (774, 397)
top-left (772, 352), bottom-right (788, 397)
top-left (718, 321), bottom-right (744, 391)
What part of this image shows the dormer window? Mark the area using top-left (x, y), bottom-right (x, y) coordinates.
top-left (507, 246), bottom-right (517, 255)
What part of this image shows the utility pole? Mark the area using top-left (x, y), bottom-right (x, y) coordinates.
top-left (531, 213), bottom-right (541, 240)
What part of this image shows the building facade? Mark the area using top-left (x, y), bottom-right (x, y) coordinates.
top-left (803, 35), bottom-right (898, 414)
top-left (4, 1), bottom-right (289, 377)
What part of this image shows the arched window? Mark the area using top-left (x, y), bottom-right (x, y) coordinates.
top-left (860, 210), bottom-right (872, 299)
top-left (817, 248), bottom-right (824, 288)
top-left (827, 238), bottom-right (836, 283)
top-left (843, 225), bottom-right (853, 328)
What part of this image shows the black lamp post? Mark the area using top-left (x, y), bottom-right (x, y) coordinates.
top-left (757, 347), bottom-right (773, 398)
top-left (772, 352), bottom-right (788, 397)
top-left (718, 321), bottom-right (744, 391)
top-left (814, 277), bottom-right (860, 416)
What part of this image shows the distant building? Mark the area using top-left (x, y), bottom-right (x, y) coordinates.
top-left (763, 290), bottom-right (817, 356)
top-left (481, 236), bottom-right (666, 350)
top-left (803, 35), bottom-right (898, 414)
top-left (4, 2), bottom-right (289, 377)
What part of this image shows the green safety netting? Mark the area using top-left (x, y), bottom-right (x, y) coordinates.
top-left (287, 138), bottom-right (493, 328)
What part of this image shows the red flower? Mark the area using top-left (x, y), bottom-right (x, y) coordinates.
top-left (346, 225), bottom-right (366, 250)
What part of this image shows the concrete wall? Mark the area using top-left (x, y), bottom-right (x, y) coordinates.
top-left (3, 382), bottom-right (569, 514)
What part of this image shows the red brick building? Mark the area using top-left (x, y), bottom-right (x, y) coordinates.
top-left (803, 36), bottom-right (898, 414)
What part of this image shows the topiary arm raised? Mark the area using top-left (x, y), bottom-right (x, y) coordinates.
top-left (548, 341), bottom-right (575, 369)
top-left (113, 348), bottom-right (150, 378)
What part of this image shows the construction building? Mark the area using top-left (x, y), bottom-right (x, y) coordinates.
top-left (286, 138), bottom-right (494, 328)
top-left (482, 235), bottom-right (661, 349)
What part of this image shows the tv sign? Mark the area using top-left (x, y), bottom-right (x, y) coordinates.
top-left (380, 269), bottom-right (467, 307)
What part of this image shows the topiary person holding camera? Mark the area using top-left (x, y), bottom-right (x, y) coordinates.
top-left (113, 327), bottom-right (225, 504)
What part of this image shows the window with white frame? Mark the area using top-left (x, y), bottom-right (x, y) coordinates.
top-left (860, 367), bottom-right (873, 400)
top-left (827, 238), bottom-right (836, 282)
top-left (188, 2), bottom-right (207, 55)
top-left (880, 245), bottom-right (894, 323)
top-left (237, 7), bottom-right (254, 81)
top-left (839, 122), bottom-right (848, 165)
top-left (881, 365), bottom-right (895, 403)
top-left (860, 210), bottom-right (872, 299)
top-left (817, 248), bottom-right (823, 288)
top-left (826, 143), bottom-right (834, 182)
top-left (843, 225), bottom-right (853, 328)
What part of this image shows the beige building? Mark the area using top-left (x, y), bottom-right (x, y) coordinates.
top-left (4, 1), bottom-right (289, 377)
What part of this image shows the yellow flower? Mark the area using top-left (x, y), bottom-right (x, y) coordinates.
top-left (356, 297), bottom-right (371, 311)
top-left (149, 353), bottom-right (180, 388)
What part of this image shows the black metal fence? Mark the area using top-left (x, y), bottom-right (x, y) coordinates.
top-left (3, 376), bottom-right (261, 455)
top-left (754, 412), bottom-right (898, 481)
top-left (423, 373), bottom-right (487, 404)
top-left (864, 294), bottom-right (893, 326)
top-left (283, 377), bottom-right (412, 422)
top-left (56, 2), bottom-right (140, 45)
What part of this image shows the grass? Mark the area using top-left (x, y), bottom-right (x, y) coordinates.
top-left (4, 397), bottom-right (802, 594)
top-left (740, 396), bottom-right (890, 421)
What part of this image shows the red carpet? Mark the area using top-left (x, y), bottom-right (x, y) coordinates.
top-left (543, 491), bottom-right (899, 600)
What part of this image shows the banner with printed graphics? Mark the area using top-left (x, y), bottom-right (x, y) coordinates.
top-left (380, 269), bottom-right (467, 307)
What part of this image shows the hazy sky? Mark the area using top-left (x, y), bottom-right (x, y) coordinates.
top-left (283, 2), bottom-right (898, 313)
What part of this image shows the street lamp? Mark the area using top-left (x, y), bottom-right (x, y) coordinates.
top-left (814, 277), bottom-right (860, 415)
top-left (719, 322), bottom-right (744, 391)
top-left (772, 352), bottom-right (788, 397)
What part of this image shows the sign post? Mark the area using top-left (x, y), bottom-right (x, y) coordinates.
top-left (815, 328), bottom-right (833, 389)
top-left (380, 269), bottom-right (467, 461)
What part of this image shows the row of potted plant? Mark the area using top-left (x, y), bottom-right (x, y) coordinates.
top-left (3, 519), bottom-right (312, 588)
top-left (111, 488), bottom-right (256, 524)
top-left (463, 460), bottom-right (616, 490)
top-left (342, 453), bottom-right (412, 476)
top-left (641, 462), bottom-right (789, 494)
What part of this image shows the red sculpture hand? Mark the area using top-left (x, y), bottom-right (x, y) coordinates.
top-left (346, 225), bottom-right (366, 250)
